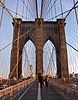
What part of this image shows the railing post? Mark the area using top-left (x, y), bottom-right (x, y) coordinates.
top-left (10, 87), bottom-right (13, 99)
top-left (2, 92), bottom-right (5, 100)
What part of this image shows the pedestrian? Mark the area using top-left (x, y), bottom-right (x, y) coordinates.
top-left (45, 75), bottom-right (48, 87)
top-left (38, 73), bottom-right (43, 87)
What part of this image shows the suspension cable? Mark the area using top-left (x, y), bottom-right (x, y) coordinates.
top-left (60, 0), bottom-right (63, 18)
top-left (65, 1), bottom-right (78, 19)
top-left (0, 25), bottom-right (36, 52)
top-left (15, 0), bottom-right (19, 18)
top-left (43, 0), bottom-right (58, 19)
top-left (0, 4), bottom-right (32, 21)
top-left (0, 0), bottom-right (14, 19)
top-left (73, 0), bottom-right (78, 25)
top-left (21, 0), bottom-right (36, 18)
top-left (0, 0), bottom-right (5, 27)
top-left (48, 5), bottom-right (78, 21)
top-left (5, 52), bottom-right (23, 85)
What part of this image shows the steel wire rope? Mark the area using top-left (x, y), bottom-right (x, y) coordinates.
top-left (67, 46), bottom-right (75, 73)
top-left (66, 24), bottom-right (78, 46)
top-left (66, 22), bottom-right (78, 73)
top-left (67, 43), bottom-right (78, 74)
top-left (66, 14), bottom-right (78, 51)
top-left (0, 25), bottom-right (36, 52)
top-left (48, 5), bottom-right (78, 21)
top-left (54, 0), bottom-right (57, 20)
top-left (73, 0), bottom-right (78, 25)
top-left (15, 0), bottom-right (19, 18)
top-left (23, 47), bottom-right (31, 78)
top-left (44, 43), bottom-right (55, 76)
top-left (42, 0), bottom-right (51, 18)
top-left (65, 1), bottom-right (78, 19)
top-left (22, 0), bottom-right (25, 19)
top-left (5, 52), bottom-right (23, 85)
top-left (0, 4), bottom-right (33, 21)
top-left (46, 47), bottom-right (55, 76)
top-left (43, 45), bottom-right (51, 75)
top-left (0, 0), bottom-right (5, 27)
top-left (0, 0), bottom-right (15, 19)
top-left (66, 30), bottom-right (77, 71)
top-left (42, 0), bottom-right (49, 17)
top-left (46, 44), bottom-right (56, 76)
top-left (43, 0), bottom-right (58, 19)
top-left (67, 32), bottom-right (78, 70)
top-left (28, 0), bottom-right (36, 17)
top-left (60, 0), bottom-right (63, 18)
top-left (21, 0), bottom-right (36, 19)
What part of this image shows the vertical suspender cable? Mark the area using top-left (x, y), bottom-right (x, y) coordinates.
top-left (73, 0), bottom-right (78, 25)
top-left (54, 0), bottom-right (57, 20)
top-left (15, 0), bottom-right (19, 18)
top-left (60, 0), bottom-right (63, 18)
top-left (0, 0), bottom-right (5, 27)
top-left (35, 0), bottom-right (38, 18)
top-left (22, 0), bottom-right (24, 19)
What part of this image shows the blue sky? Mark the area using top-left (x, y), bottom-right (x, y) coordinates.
top-left (0, 0), bottom-right (78, 78)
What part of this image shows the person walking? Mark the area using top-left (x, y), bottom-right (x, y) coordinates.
top-left (45, 75), bottom-right (48, 87)
top-left (38, 73), bottom-right (43, 87)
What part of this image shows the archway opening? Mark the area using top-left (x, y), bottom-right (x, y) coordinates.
top-left (22, 40), bottom-right (36, 78)
top-left (43, 40), bottom-right (57, 78)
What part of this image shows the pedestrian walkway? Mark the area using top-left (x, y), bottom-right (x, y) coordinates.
top-left (41, 83), bottom-right (65, 100)
top-left (12, 81), bottom-right (65, 100)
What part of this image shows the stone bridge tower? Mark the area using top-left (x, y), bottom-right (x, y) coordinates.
top-left (10, 18), bottom-right (69, 79)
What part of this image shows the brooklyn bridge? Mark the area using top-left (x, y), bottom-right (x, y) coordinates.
top-left (0, 0), bottom-right (78, 100)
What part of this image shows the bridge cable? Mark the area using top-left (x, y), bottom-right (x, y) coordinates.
top-left (0, 4), bottom-right (34, 21)
top-left (35, 0), bottom-right (38, 18)
top-left (43, 0), bottom-right (58, 19)
top-left (21, 0), bottom-right (36, 18)
top-left (65, 1), bottom-right (78, 19)
top-left (0, 25), bottom-right (36, 52)
top-left (42, 0), bottom-right (51, 18)
top-left (23, 47), bottom-right (31, 77)
top-left (47, 45), bottom-right (56, 76)
top-left (5, 52), bottom-right (23, 85)
top-left (0, 0), bottom-right (14, 19)
top-left (48, 5), bottom-right (78, 21)
top-left (54, 0), bottom-right (57, 20)
top-left (15, 0), bottom-right (19, 18)
top-left (40, 0), bottom-right (43, 18)
top-left (0, 0), bottom-right (5, 27)
top-left (22, 0), bottom-right (24, 19)
top-left (60, 0), bottom-right (63, 18)
top-left (73, 0), bottom-right (78, 25)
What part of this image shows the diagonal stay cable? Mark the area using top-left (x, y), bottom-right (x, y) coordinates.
top-left (44, 0), bottom-right (58, 18)
top-left (22, 0), bottom-right (36, 18)
top-left (48, 5), bottom-right (78, 21)
top-left (5, 52), bottom-right (23, 85)
top-left (0, 4), bottom-right (34, 21)
top-left (73, 0), bottom-right (78, 25)
top-left (0, 0), bottom-right (14, 19)
top-left (0, 25), bottom-right (36, 52)
top-left (66, 42), bottom-right (78, 52)
top-left (65, 1), bottom-right (78, 18)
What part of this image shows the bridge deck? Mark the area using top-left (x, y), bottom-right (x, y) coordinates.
top-left (10, 81), bottom-right (65, 100)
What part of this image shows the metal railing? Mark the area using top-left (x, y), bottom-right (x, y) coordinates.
top-left (49, 79), bottom-right (78, 99)
top-left (0, 78), bottom-right (35, 99)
